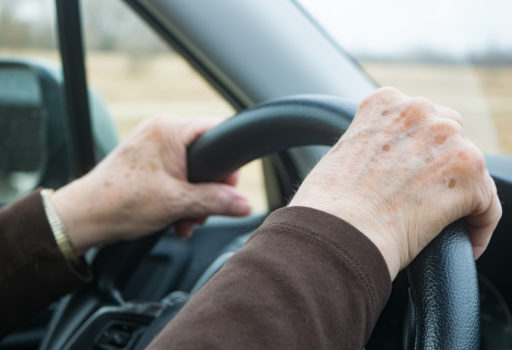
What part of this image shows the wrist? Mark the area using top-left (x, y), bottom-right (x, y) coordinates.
top-left (289, 191), bottom-right (401, 279)
top-left (51, 177), bottom-right (115, 254)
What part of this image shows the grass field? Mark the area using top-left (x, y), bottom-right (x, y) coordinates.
top-left (2, 50), bottom-right (511, 212)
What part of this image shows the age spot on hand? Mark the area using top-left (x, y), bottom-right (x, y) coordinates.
top-left (448, 178), bottom-right (456, 188)
top-left (382, 108), bottom-right (393, 116)
top-left (382, 144), bottom-right (390, 152)
top-left (458, 151), bottom-right (469, 161)
top-left (104, 181), bottom-right (111, 188)
top-left (435, 134), bottom-right (447, 144)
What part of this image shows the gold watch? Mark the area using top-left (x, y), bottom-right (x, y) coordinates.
top-left (41, 189), bottom-right (81, 268)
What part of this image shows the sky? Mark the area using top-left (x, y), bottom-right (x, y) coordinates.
top-left (298, 0), bottom-right (512, 59)
top-left (3, 0), bottom-right (512, 60)
top-left (5, 0), bottom-right (54, 22)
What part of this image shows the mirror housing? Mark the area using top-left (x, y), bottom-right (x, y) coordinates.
top-left (0, 59), bottom-right (119, 205)
top-left (0, 62), bottom-right (47, 203)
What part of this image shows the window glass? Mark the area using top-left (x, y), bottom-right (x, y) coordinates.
top-left (298, 0), bottom-right (512, 154)
top-left (80, 0), bottom-right (266, 211)
top-left (0, 0), bottom-right (267, 211)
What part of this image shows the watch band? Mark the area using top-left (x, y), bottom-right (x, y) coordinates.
top-left (41, 188), bottom-right (81, 268)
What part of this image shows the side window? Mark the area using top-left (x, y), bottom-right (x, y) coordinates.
top-left (299, 0), bottom-right (512, 156)
top-left (0, 0), bottom-right (266, 211)
top-left (81, 0), bottom-right (267, 211)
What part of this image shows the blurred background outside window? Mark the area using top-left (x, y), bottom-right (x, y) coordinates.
top-left (0, 0), bottom-right (266, 211)
top-left (1, 0), bottom-right (510, 210)
top-left (299, 0), bottom-right (512, 154)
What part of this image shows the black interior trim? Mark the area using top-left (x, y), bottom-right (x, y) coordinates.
top-left (55, 0), bottom-right (96, 176)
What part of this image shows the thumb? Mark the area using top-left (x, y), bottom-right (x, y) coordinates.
top-left (185, 183), bottom-right (252, 218)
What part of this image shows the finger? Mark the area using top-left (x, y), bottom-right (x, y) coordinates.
top-left (184, 183), bottom-right (252, 218)
top-left (359, 86), bottom-right (407, 110)
top-left (223, 170), bottom-right (240, 187)
top-left (174, 219), bottom-right (196, 239)
top-left (180, 117), bottom-right (226, 146)
top-left (397, 97), bottom-right (439, 121)
top-left (174, 216), bottom-right (208, 239)
top-left (146, 116), bottom-right (226, 147)
top-left (466, 177), bottom-right (502, 259)
top-left (436, 105), bottom-right (463, 126)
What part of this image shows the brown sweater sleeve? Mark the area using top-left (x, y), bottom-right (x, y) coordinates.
top-left (148, 206), bottom-right (392, 350)
top-left (0, 190), bottom-right (91, 338)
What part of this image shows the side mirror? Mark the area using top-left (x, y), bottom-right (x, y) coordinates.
top-left (0, 59), bottom-right (119, 206)
top-left (0, 63), bottom-right (47, 204)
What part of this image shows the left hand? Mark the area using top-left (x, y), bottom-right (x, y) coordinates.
top-left (289, 87), bottom-right (501, 279)
top-left (51, 116), bottom-right (251, 254)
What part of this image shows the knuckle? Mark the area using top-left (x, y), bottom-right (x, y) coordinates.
top-left (490, 176), bottom-right (499, 196)
top-left (496, 197), bottom-right (503, 219)
top-left (483, 176), bottom-right (502, 222)
top-left (145, 115), bottom-right (169, 140)
top-left (492, 186), bottom-right (503, 214)
top-left (441, 106), bottom-right (463, 124)
top-left (431, 118), bottom-right (464, 137)
top-left (182, 189), bottom-right (206, 216)
top-left (358, 94), bottom-right (374, 111)
top-left (393, 97), bottom-right (436, 129)
top-left (406, 97), bottom-right (436, 115)
top-left (467, 143), bottom-right (486, 169)
top-left (358, 87), bottom-right (405, 111)
top-left (149, 115), bottom-right (168, 128)
top-left (202, 187), bottom-right (224, 208)
top-left (454, 142), bottom-right (485, 173)
top-left (474, 153), bottom-right (486, 172)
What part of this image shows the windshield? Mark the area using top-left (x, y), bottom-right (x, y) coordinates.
top-left (296, 0), bottom-right (512, 155)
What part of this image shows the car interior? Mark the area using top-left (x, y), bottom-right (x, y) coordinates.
top-left (1, 0), bottom-right (511, 349)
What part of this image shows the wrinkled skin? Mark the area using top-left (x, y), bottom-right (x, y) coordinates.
top-left (51, 117), bottom-right (251, 254)
top-left (290, 87), bottom-right (502, 279)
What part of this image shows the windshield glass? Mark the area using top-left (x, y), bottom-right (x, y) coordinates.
top-left (297, 0), bottom-right (512, 155)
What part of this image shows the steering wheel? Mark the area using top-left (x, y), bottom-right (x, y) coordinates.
top-left (40, 95), bottom-right (479, 350)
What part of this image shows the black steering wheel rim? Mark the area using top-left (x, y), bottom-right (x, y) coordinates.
top-left (41, 95), bottom-right (479, 350)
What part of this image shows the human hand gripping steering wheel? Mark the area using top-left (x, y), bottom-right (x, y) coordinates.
top-left (51, 116), bottom-right (252, 251)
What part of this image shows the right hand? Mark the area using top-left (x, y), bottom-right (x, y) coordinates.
top-left (51, 116), bottom-right (251, 254)
top-left (290, 87), bottom-right (501, 279)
